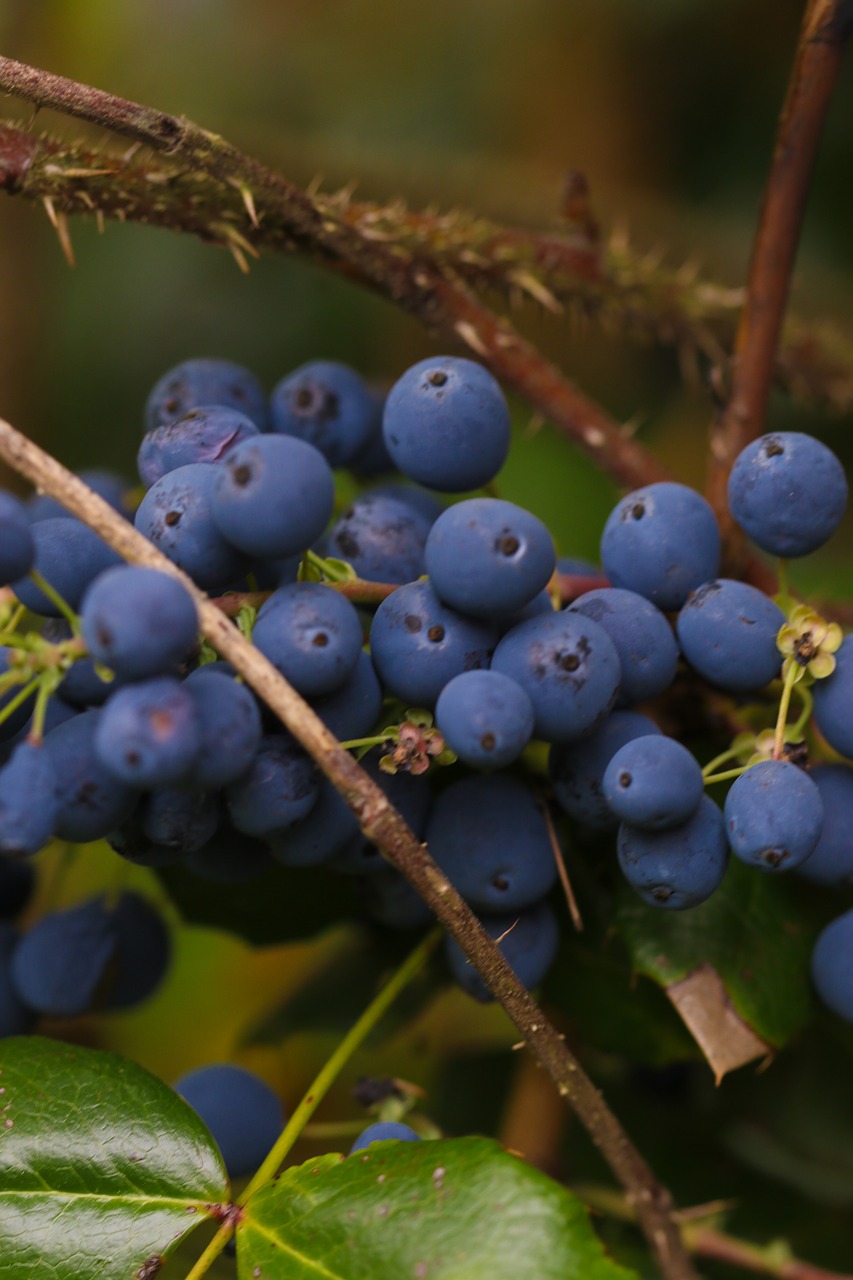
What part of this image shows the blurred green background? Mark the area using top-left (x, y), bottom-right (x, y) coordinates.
top-left (1, 0), bottom-right (851, 568)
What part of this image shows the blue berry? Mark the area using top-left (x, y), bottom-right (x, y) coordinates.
top-left (95, 677), bottom-right (201, 788)
top-left (45, 709), bottom-right (137, 842)
top-left (104, 892), bottom-right (171, 1010)
top-left (211, 434), bottom-right (335, 560)
top-left (252, 583), bottom-right (364, 697)
top-left (0, 924), bottom-right (34, 1035)
top-left (445, 900), bottom-right (559, 1002)
top-left (308, 650), bottom-right (383, 742)
top-left (145, 357), bottom-right (268, 432)
top-left (604, 736), bottom-right (704, 831)
top-left (138, 405), bottom-right (260, 489)
top-left (424, 498), bottom-right (555, 618)
top-left (617, 796), bottom-right (729, 910)
top-left (267, 777), bottom-right (357, 869)
top-left (183, 669), bottom-right (263, 789)
top-left (174, 1063), bottom-right (284, 1179)
top-left (0, 491), bottom-right (34, 585)
top-left (347, 387), bottom-right (395, 479)
top-left (728, 432), bottom-right (848, 558)
top-left (42, 618), bottom-right (118, 708)
top-left (13, 517), bottom-right (123, 616)
top-left (812, 910), bottom-right (853, 1022)
top-left (796, 765), bottom-right (853, 886)
top-left (382, 356), bottom-right (511, 492)
top-left (142, 787), bottom-right (221, 854)
top-left (676, 580), bottom-right (784, 693)
top-left (491, 610), bottom-right (620, 743)
top-left (12, 897), bottom-right (115, 1016)
top-left (135, 463), bottom-right (248, 592)
top-left (724, 760), bottom-right (823, 872)
top-left (600, 482), bottom-right (720, 611)
top-left (81, 566), bottom-right (199, 681)
top-left (435, 670), bottom-right (534, 770)
top-left (812, 635), bottom-right (853, 759)
top-left (568, 587), bottom-right (678, 707)
top-left (327, 493), bottom-right (432, 584)
top-left (0, 741), bottom-right (59, 857)
top-left (330, 751), bottom-right (431, 876)
top-left (269, 360), bottom-right (377, 467)
top-left (350, 1122), bottom-right (420, 1153)
top-left (549, 711), bottom-right (661, 830)
top-left (226, 734), bottom-right (319, 837)
top-left (369, 581), bottom-right (498, 707)
top-left (369, 482), bottom-right (445, 526)
top-left (426, 774), bottom-right (556, 912)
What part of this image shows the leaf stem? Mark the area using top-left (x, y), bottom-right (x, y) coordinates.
top-left (773, 663), bottom-right (801, 759)
top-left (179, 1220), bottom-right (236, 1280)
top-left (237, 925), bottom-right (441, 1206)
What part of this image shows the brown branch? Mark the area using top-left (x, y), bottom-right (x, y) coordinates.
top-left (0, 412), bottom-right (698, 1280)
top-left (707, 0), bottom-right (851, 563)
top-left (4, 117), bottom-right (853, 418)
top-left (0, 58), bottom-right (669, 493)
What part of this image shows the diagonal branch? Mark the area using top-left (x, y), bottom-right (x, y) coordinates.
top-left (0, 411), bottom-right (699, 1280)
top-left (706, 0), bottom-right (852, 561)
top-left (0, 56), bottom-right (669, 493)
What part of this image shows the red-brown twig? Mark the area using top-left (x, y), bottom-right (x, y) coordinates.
top-left (707, 0), bottom-right (851, 564)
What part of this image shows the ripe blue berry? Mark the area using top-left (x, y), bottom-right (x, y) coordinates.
top-left (677, 579), bottom-right (785, 693)
top-left (491, 610), bottom-right (621, 743)
top-left (145, 357), bottom-right (268, 432)
top-left (796, 765), bottom-right (853, 886)
top-left (327, 493), bottom-right (432, 584)
top-left (211, 434), bottom-right (335, 560)
top-left (426, 774), bottom-right (556, 913)
top-left (812, 635), bottom-right (853, 759)
top-left (549, 710), bottom-right (661, 830)
top-left (435, 670), bottom-right (534, 769)
top-left (226, 734), bottom-right (319, 837)
top-left (724, 760), bottom-right (823, 872)
top-left (424, 498), bottom-right (555, 618)
top-left (617, 795), bottom-right (729, 910)
top-left (382, 356), bottom-right (510, 492)
top-left (269, 360), bottom-right (377, 467)
top-left (728, 432), bottom-right (848, 558)
top-left (138, 405), bottom-right (260, 489)
top-left (350, 1122), bottom-right (421, 1153)
top-left (0, 741), bottom-right (59, 857)
top-left (12, 897), bottom-right (116, 1016)
top-left (444, 900), bottom-right (559, 1002)
top-left (604, 736), bottom-right (704, 831)
top-left (811, 909), bottom-right (853, 1022)
top-left (183, 669), bottom-right (263, 789)
top-left (369, 581), bottom-right (498, 707)
top-left (95, 677), bottom-right (201, 788)
top-left (0, 491), bottom-right (34, 585)
top-left (600, 482), bottom-right (720, 611)
top-left (135, 463), bottom-right (248, 592)
top-left (174, 1063), bottom-right (284, 1179)
top-left (81, 566), bottom-right (198, 681)
top-left (252, 583), bottom-right (364, 697)
top-left (13, 517), bottom-right (123, 616)
top-left (45, 709), bottom-right (137, 842)
top-left (568, 587), bottom-right (678, 707)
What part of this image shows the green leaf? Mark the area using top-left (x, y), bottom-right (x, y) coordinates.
top-left (0, 1037), bottom-right (228, 1280)
top-left (237, 1138), bottom-right (636, 1279)
top-left (615, 858), bottom-right (826, 1050)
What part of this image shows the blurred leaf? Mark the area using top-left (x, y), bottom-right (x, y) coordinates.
top-left (237, 1139), bottom-right (637, 1279)
top-left (0, 1037), bottom-right (227, 1280)
top-left (615, 859), bottom-right (825, 1058)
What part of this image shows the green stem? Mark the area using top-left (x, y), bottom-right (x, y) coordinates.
top-left (773, 663), bottom-right (800, 759)
top-left (703, 765), bottom-right (750, 785)
top-left (238, 925), bottom-right (441, 1208)
top-left (792, 682), bottom-right (814, 739)
top-left (28, 570), bottom-right (79, 631)
top-left (337, 732), bottom-right (396, 751)
top-left (302, 548), bottom-right (356, 583)
top-left (702, 745), bottom-right (747, 780)
top-left (181, 928), bottom-right (440, 1280)
top-left (180, 1220), bottom-right (236, 1280)
top-left (0, 674), bottom-right (40, 730)
top-left (28, 671), bottom-right (60, 742)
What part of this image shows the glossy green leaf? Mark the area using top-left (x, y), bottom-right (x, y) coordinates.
top-left (237, 1138), bottom-right (636, 1279)
top-left (0, 1037), bottom-right (228, 1280)
top-left (615, 858), bottom-right (827, 1048)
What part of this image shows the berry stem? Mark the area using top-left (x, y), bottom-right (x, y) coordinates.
top-left (702, 765), bottom-right (750, 786)
top-left (701, 745), bottom-right (746, 780)
top-left (236, 926), bottom-right (441, 1209)
top-left (27, 569), bottom-right (80, 631)
top-left (773, 662), bottom-right (801, 759)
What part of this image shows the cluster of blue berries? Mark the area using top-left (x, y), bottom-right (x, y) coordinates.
top-left (1, 350), bottom-right (853, 1069)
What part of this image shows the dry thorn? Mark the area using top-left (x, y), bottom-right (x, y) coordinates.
top-left (539, 794), bottom-right (583, 932)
